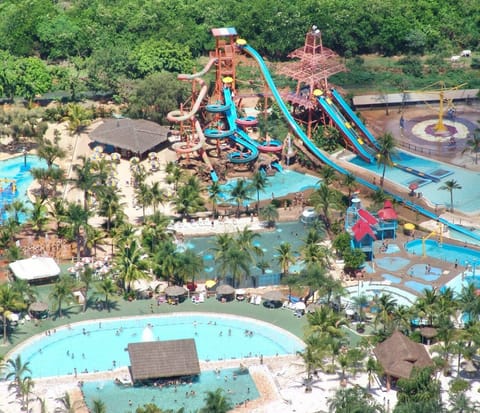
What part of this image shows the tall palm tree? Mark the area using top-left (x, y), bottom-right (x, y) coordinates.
top-left (462, 127), bottom-right (480, 164)
top-left (250, 171), bottom-right (268, 214)
top-left (307, 305), bottom-right (346, 338)
top-left (55, 391), bottom-right (76, 413)
top-left (259, 203), bottom-right (279, 228)
top-left (96, 278), bottom-right (118, 312)
top-left (91, 399), bottom-right (107, 413)
top-left (177, 249), bottom-right (203, 287)
top-left (320, 164), bottom-right (336, 186)
top-left (172, 181), bottom-right (204, 218)
top-left (135, 182), bottom-right (153, 219)
top-left (342, 172), bottom-right (357, 198)
top-left (50, 275), bottom-right (75, 318)
top-left (439, 179), bottom-right (462, 212)
top-left (63, 201), bottom-right (92, 261)
top-left (165, 162), bottom-right (184, 192)
top-left (35, 130), bottom-right (67, 167)
top-left (28, 197), bottom-right (49, 238)
top-left (297, 333), bottom-right (324, 393)
top-left (79, 266), bottom-right (95, 313)
top-left (5, 355), bottom-right (32, 398)
top-left (309, 184), bottom-right (341, 233)
top-left (19, 376), bottom-right (35, 412)
top-left (200, 388), bottom-right (232, 413)
top-left (72, 155), bottom-right (100, 211)
top-left (328, 386), bottom-right (384, 413)
top-left (97, 186), bottom-right (125, 233)
top-left (113, 239), bottom-right (150, 293)
top-left (208, 181), bottom-right (222, 218)
top-left (235, 227), bottom-right (262, 260)
top-left (229, 178), bottom-right (253, 217)
top-left (376, 132), bottom-right (397, 187)
top-left (276, 242), bottom-right (295, 279)
top-left (10, 278), bottom-right (37, 307)
top-left (63, 103), bottom-right (93, 136)
top-left (374, 292), bottom-right (398, 333)
top-left (0, 284), bottom-right (25, 344)
top-left (6, 199), bottom-right (27, 225)
top-left (220, 247), bottom-right (251, 288)
top-left (150, 181), bottom-right (166, 213)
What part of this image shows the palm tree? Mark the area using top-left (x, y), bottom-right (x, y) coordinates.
top-left (259, 203), bottom-right (279, 228)
top-left (297, 334), bottom-right (324, 392)
top-left (19, 376), bottom-right (35, 412)
top-left (462, 128), bottom-right (480, 164)
top-left (220, 247), bottom-right (252, 288)
top-left (250, 171), bottom-right (268, 214)
top-left (439, 179), bottom-right (462, 212)
top-left (0, 284), bottom-right (25, 344)
top-left (328, 386), bottom-right (385, 413)
top-left (200, 388), bottom-right (232, 413)
top-left (376, 132), bottom-right (397, 187)
top-left (113, 238), bottom-right (150, 293)
top-left (10, 278), bottom-right (37, 307)
top-left (63, 201), bottom-right (92, 261)
top-left (28, 197), bottom-right (49, 238)
top-left (172, 181), bottom-right (204, 218)
top-left (150, 181), bottom-right (166, 213)
top-left (96, 278), bottom-right (118, 312)
top-left (320, 164), bottom-right (336, 186)
top-left (72, 155), bottom-right (102, 211)
top-left (276, 242), bottom-right (295, 279)
top-left (63, 103), bottom-right (93, 136)
top-left (229, 178), bottom-right (253, 217)
top-left (79, 266), bottom-right (95, 312)
top-left (5, 355), bottom-right (32, 398)
top-left (208, 181), bottom-right (223, 218)
top-left (374, 292), bottom-right (398, 333)
top-left (6, 199), bottom-right (27, 225)
top-left (307, 305), bottom-right (346, 338)
top-left (352, 294), bottom-right (369, 323)
top-left (97, 186), bottom-right (125, 233)
top-left (135, 182), bottom-right (153, 219)
top-left (35, 129), bottom-right (67, 167)
top-left (342, 172), bottom-right (357, 198)
top-left (91, 399), bottom-right (107, 413)
top-left (50, 275), bottom-right (75, 318)
top-left (177, 249), bottom-right (203, 287)
top-left (165, 162), bottom-right (184, 192)
top-left (55, 391), bottom-right (76, 413)
top-left (309, 183), bottom-right (341, 233)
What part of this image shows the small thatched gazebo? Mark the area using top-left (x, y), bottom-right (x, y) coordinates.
top-left (216, 284), bottom-right (235, 302)
top-left (373, 330), bottom-right (433, 390)
top-left (127, 339), bottom-right (200, 384)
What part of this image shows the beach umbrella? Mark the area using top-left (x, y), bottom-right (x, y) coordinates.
top-left (148, 152), bottom-right (157, 160)
top-left (165, 285), bottom-right (187, 297)
top-left (68, 267), bottom-right (77, 274)
top-left (90, 152), bottom-right (102, 161)
top-left (292, 301), bottom-right (306, 311)
top-left (103, 154), bottom-right (112, 162)
top-left (205, 279), bottom-right (217, 289)
top-left (94, 146), bottom-right (104, 153)
top-left (130, 156), bottom-right (140, 164)
top-left (82, 257), bottom-right (92, 264)
top-left (408, 182), bottom-right (419, 191)
top-left (262, 290), bottom-right (286, 302)
top-left (111, 152), bottom-right (121, 161)
top-left (216, 284), bottom-right (235, 295)
top-left (29, 301), bottom-right (48, 313)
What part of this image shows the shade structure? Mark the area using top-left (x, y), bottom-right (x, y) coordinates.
top-left (292, 301), bottom-right (306, 311)
top-left (378, 205), bottom-right (398, 220)
top-left (419, 327), bottom-right (438, 339)
top-left (262, 290), bottom-right (286, 302)
top-left (94, 146), bottom-right (104, 153)
top-left (130, 156), bottom-right (140, 164)
top-left (90, 152), bottom-right (102, 161)
top-left (165, 285), bottom-right (187, 297)
top-left (404, 223), bottom-right (415, 231)
top-left (111, 152), bottom-right (121, 161)
top-left (29, 301), bottom-right (49, 312)
top-left (148, 152), bottom-right (157, 160)
top-left (408, 182), bottom-right (419, 191)
top-left (205, 279), bottom-right (217, 289)
top-left (216, 284), bottom-right (235, 295)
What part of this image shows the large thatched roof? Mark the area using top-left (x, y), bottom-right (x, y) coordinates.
top-left (128, 339), bottom-right (200, 383)
top-left (89, 118), bottom-right (170, 155)
top-left (373, 330), bottom-right (433, 379)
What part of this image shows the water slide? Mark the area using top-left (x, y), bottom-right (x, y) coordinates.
top-left (329, 88), bottom-right (440, 182)
top-left (239, 42), bottom-right (480, 243)
top-left (317, 95), bottom-right (377, 163)
top-left (167, 58), bottom-right (218, 180)
top-left (331, 88), bottom-right (380, 149)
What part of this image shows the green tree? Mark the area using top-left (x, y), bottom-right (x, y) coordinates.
top-left (276, 242), bottom-right (295, 280)
top-left (50, 275), bottom-right (75, 318)
top-left (395, 367), bottom-right (441, 411)
top-left (328, 385), bottom-right (385, 413)
top-left (376, 132), bottom-right (397, 187)
top-left (96, 278), bottom-right (118, 313)
top-left (250, 171), bottom-right (268, 214)
top-left (439, 179), bottom-right (462, 212)
top-left (199, 388), bottom-right (232, 413)
top-left (259, 203), bottom-right (279, 228)
top-left (113, 238), bottom-right (150, 293)
top-left (0, 284), bottom-right (25, 345)
top-left (462, 128), bottom-right (480, 164)
top-left (229, 178), bottom-right (253, 217)
top-left (4, 355), bottom-right (32, 398)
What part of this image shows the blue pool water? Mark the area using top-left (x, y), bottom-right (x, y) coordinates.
top-left (345, 284), bottom-right (417, 306)
top-left (219, 170), bottom-right (320, 204)
top-left (350, 151), bottom-right (480, 214)
top-left (405, 280), bottom-right (432, 293)
top-left (405, 239), bottom-right (480, 266)
top-left (407, 264), bottom-right (441, 281)
top-left (382, 274), bottom-right (401, 283)
top-left (0, 155), bottom-right (48, 222)
top-left (12, 314), bottom-right (304, 378)
top-left (375, 256), bottom-right (410, 271)
top-left (83, 368), bottom-right (259, 413)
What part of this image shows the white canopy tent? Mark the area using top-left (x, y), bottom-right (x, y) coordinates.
top-left (9, 257), bottom-right (61, 283)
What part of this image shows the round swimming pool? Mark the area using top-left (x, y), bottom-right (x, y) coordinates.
top-left (10, 313), bottom-right (304, 378)
top-left (405, 239), bottom-right (480, 265)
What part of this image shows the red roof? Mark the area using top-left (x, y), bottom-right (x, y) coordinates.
top-left (384, 200), bottom-right (393, 208)
top-left (352, 220), bottom-right (377, 242)
top-left (378, 207), bottom-right (398, 220)
top-left (358, 209), bottom-right (378, 225)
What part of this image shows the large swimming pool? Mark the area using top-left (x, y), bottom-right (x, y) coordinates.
top-left (405, 239), bottom-right (480, 266)
top-left (350, 151), bottom-right (480, 214)
top-left (10, 313), bottom-right (304, 379)
top-left (0, 154), bottom-right (48, 222)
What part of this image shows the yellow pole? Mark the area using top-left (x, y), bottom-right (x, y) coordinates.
top-left (435, 90), bottom-right (447, 132)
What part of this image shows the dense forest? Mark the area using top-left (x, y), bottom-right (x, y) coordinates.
top-left (0, 0), bottom-right (479, 104)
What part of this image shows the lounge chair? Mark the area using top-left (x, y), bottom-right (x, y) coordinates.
top-left (255, 295), bottom-right (262, 305)
top-left (249, 295), bottom-right (257, 304)
top-left (197, 293), bottom-right (205, 303)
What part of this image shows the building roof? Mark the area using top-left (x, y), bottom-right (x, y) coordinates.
top-left (9, 257), bottom-right (61, 282)
top-left (351, 219), bottom-right (376, 242)
top-left (89, 118), bottom-right (170, 155)
top-left (373, 331), bottom-right (433, 379)
top-left (128, 339), bottom-right (200, 382)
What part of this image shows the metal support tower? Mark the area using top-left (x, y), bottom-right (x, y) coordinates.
top-left (210, 28), bottom-right (238, 100)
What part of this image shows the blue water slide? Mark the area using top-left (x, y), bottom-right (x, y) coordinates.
top-left (317, 96), bottom-right (376, 163)
top-left (223, 88), bottom-right (259, 163)
top-left (210, 170), bottom-right (219, 182)
top-left (331, 88), bottom-right (380, 149)
top-left (272, 161), bottom-right (283, 172)
top-left (241, 43), bottom-right (480, 243)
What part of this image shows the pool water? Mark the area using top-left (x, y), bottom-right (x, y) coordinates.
top-left (382, 274), bottom-right (401, 284)
top-left (218, 170), bottom-right (320, 204)
top-left (350, 150), bottom-right (480, 214)
top-left (0, 155), bottom-right (48, 222)
top-left (375, 256), bottom-right (410, 272)
top-left (83, 368), bottom-right (259, 413)
top-left (405, 239), bottom-right (480, 266)
top-left (183, 221), bottom-right (316, 285)
top-left (13, 314), bottom-right (304, 378)
top-left (405, 280), bottom-right (432, 293)
top-left (344, 283), bottom-right (417, 307)
top-left (407, 264), bottom-right (441, 281)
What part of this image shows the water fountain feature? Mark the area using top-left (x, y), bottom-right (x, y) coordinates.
top-left (141, 324), bottom-right (155, 342)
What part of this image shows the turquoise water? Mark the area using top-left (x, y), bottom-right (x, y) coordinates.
top-left (405, 239), bottom-right (480, 265)
top-left (83, 368), bottom-right (259, 413)
top-left (382, 274), bottom-right (401, 283)
top-left (407, 264), bottom-right (441, 281)
top-left (375, 256), bottom-right (410, 271)
top-left (183, 221), bottom-right (315, 285)
top-left (12, 314), bottom-right (304, 378)
top-left (345, 284), bottom-right (417, 306)
top-left (0, 155), bottom-right (48, 222)
top-left (405, 280), bottom-right (432, 293)
top-left (219, 170), bottom-right (320, 204)
top-left (350, 151), bottom-right (480, 213)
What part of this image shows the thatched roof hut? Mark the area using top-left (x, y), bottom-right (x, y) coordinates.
top-left (127, 339), bottom-right (200, 383)
top-left (373, 330), bottom-right (433, 390)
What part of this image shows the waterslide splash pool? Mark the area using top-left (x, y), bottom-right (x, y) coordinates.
top-left (405, 239), bottom-right (480, 266)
